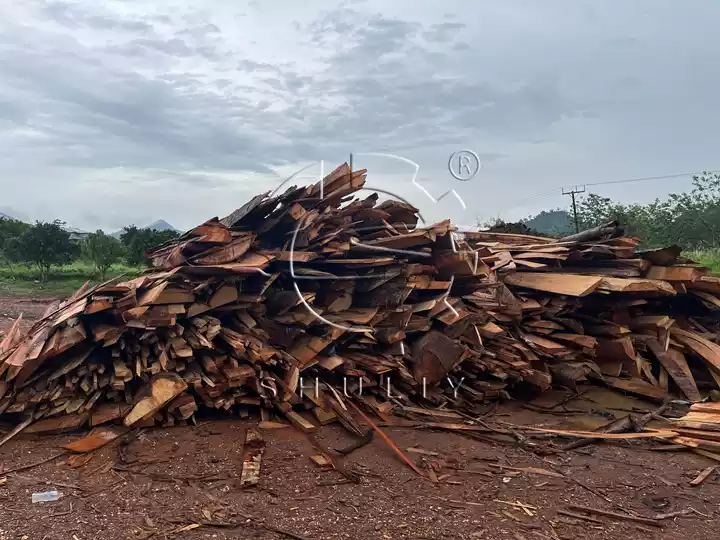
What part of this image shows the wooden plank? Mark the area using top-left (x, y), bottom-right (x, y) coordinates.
top-left (646, 265), bottom-right (706, 282)
top-left (523, 426), bottom-right (677, 439)
top-left (689, 403), bottom-right (720, 414)
top-left (239, 428), bottom-right (265, 487)
top-left (123, 374), bottom-right (188, 426)
top-left (90, 404), bottom-right (130, 426)
top-left (0, 315), bottom-right (23, 354)
top-left (552, 333), bottom-right (598, 349)
top-left (688, 276), bottom-right (720, 294)
top-left (63, 426), bottom-right (128, 453)
top-left (598, 277), bottom-right (676, 295)
top-left (647, 341), bottom-right (701, 402)
top-left (604, 377), bottom-right (668, 401)
top-left (671, 328), bottom-right (720, 374)
top-left (690, 466), bottom-right (716, 486)
top-left (25, 413), bottom-right (89, 434)
top-left (284, 411), bottom-right (317, 433)
top-left (504, 273), bottom-right (603, 297)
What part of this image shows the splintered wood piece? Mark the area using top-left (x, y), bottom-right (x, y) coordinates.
top-left (566, 504), bottom-right (664, 528)
top-left (411, 331), bottom-right (467, 384)
top-left (288, 329), bottom-right (345, 367)
top-left (283, 411), bottom-right (317, 433)
top-left (0, 315), bottom-right (23, 353)
top-left (345, 399), bottom-right (425, 477)
top-left (310, 454), bottom-right (332, 467)
top-left (63, 426), bottom-right (128, 453)
top-left (647, 341), bottom-right (701, 402)
top-left (137, 282), bottom-right (170, 306)
top-left (123, 374), bottom-right (188, 426)
top-left (598, 277), bottom-right (676, 295)
top-left (258, 421), bottom-right (290, 429)
top-left (239, 428), bottom-right (265, 487)
top-left (671, 328), bottom-right (720, 374)
top-left (192, 234), bottom-right (254, 265)
top-left (689, 466), bottom-right (716, 486)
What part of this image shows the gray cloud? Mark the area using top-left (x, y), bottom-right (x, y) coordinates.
top-left (113, 37), bottom-right (220, 59)
top-left (43, 1), bottom-right (151, 32)
top-left (0, 0), bottom-right (718, 232)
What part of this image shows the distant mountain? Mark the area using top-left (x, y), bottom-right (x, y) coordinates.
top-left (522, 210), bottom-right (573, 236)
top-left (110, 219), bottom-right (180, 239)
top-left (144, 219), bottom-right (178, 232)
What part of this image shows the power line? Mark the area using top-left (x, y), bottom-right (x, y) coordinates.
top-left (583, 169), bottom-right (720, 189)
top-left (494, 168), bottom-right (720, 219)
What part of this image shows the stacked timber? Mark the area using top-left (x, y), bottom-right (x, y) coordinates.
top-left (0, 164), bottom-right (539, 435)
top-left (0, 163), bottom-right (719, 437)
top-left (464, 224), bottom-right (720, 402)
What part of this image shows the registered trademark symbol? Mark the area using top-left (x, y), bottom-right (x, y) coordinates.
top-left (448, 149), bottom-right (481, 181)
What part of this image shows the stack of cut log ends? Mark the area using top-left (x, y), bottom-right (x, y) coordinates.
top-left (0, 163), bottom-right (718, 436)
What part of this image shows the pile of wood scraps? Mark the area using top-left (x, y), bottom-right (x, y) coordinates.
top-left (462, 223), bottom-right (720, 403)
top-left (0, 163), bottom-right (718, 442)
top-left (0, 163), bottom-right (511, 438)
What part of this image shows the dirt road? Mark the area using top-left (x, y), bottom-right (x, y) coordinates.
top-left (0, 295), bottom-right (717, 539)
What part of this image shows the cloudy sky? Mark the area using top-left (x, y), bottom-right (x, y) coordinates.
top-left (1, 0), bottom-right (719, 232)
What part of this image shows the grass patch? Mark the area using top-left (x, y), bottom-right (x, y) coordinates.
top-left (686, 248), bottom-right (720, 275)
top-left (0, 261), bottom-right (143, 297)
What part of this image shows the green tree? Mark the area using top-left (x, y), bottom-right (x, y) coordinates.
top-left (8, 220), bottom-right (79, 284)
top-left (571, 171), bottom-right (720, 249)
top-left (82, 230), bottom-right (124, 280)
top-left (120, 226), bottom-right (179, 266)
top-left (0, 218), bottom-right (31, 274)
top-left (666, 172), bottom-right (720, 248)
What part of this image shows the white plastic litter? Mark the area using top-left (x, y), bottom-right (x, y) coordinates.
top-left (31, 490), bottom-right (63, 503)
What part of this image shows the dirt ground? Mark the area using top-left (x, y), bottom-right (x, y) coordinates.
top-left (0, 295), bottom-right (56, 332)
top-left (0, 295), bottom-right (718, 540)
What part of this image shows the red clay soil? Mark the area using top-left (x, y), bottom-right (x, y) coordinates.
top-left (0, 295), bottom-right (60, 333)
top-left (0, 296), bottom-right (718, 540)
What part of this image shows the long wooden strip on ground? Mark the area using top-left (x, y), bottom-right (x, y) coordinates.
top-left (239, 428), bottom-right (265, 487)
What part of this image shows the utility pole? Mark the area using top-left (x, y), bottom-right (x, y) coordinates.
top-left (562, 185), bottom-right (586, 233)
